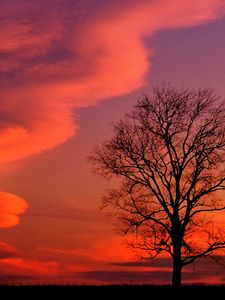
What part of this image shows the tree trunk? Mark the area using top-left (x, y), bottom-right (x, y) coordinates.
top-left (172, 244), bottom-right (182, 287)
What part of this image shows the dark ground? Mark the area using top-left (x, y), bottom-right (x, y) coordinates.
top-left (0, 285), bottom-right (225, 298)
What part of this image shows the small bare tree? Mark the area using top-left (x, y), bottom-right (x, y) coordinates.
top-left (89, 84), bottom-right (225, 286)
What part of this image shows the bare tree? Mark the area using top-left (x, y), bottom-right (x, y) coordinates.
top-left (89, 84), bottom-right (225, 286)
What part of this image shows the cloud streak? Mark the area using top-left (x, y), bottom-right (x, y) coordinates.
top-left (0, 192), bottom-right (28, 228)
top-left (0, 241), bottom-right (19, 259)
top-left (0, 0), bottom-right (225, 163)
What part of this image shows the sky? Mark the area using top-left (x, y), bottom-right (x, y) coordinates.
top-left (1, 0), bottom-right (225, 285)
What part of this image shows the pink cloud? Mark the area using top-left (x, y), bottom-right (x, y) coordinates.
top-left (0, 0), bottom-right (225, 163)
top-left (0, 192), bottom-right (28, 228)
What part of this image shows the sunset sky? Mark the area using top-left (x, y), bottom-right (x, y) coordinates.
top-left (1, 0), bottom-right (225, 285)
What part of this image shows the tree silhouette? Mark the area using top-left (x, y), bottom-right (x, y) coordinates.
top-left (89, 84), bottom-right (225, 286)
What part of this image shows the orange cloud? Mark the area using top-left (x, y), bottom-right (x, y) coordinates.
top-left (0, 192), bottom-right (28, 228)
top-left (0, 258), bottom-right (59, 276)
top-left (0, 0), bottom-right (225, 163)
top-left (0, 257), bottom-right (62, 284)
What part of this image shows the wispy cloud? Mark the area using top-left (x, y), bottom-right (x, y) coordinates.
top-left (0, 241), bottom-right (19, 259)
top-left (0, 0), bottom-right (225, 163)
top-left (28, 202), bottom-right (109, 224)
